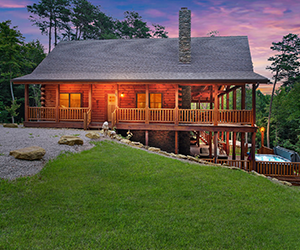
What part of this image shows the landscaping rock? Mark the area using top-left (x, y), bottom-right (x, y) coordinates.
top-left (131, 141), bottom-right (143, 148)
top-left (176, 154), bottom-right (188, 159)
top-left (58, 135), bottom-right (83, 146)
top-left (115, 135), bottom-right (123, 141)
top-left (10, 146), bottom-right (46, 160)
top-left (120, 139), bottom-right (131, 144)
top-left (3, 123), bottom-right (18, 128)
top-left (148, 147), bottom-right (161, 152)
top-left (85, 132), bottom-right (100, 139)
top-left (187, 155), bottom-right (199, 162)
top-left (159, 151), bottom-right (171, 157)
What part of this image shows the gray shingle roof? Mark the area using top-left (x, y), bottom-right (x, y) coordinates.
top-left (14, 36), bottom-right (268, 82)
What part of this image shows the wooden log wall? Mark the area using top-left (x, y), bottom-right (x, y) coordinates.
top-left (44, 84), bottom-right (90, 107)
top-left (118, 84), bottom-right (176, 109)
top-left (92, 84), bottom-right (116, 122)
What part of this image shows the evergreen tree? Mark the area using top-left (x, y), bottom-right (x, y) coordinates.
top-left (116, 11), bottom-right (152, 39)
top-left (266, 33), bottom-right (300, 147)
top-left (27, 0), bottom-right (71, 53)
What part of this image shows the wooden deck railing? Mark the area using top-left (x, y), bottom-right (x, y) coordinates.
top-left (219, 110), bottom-right (253, 124)
top-left (116, 108), bottom-right (252, 125)
top-left (59, 108), bottom-right (90, 121)
top-left (28, 107), bottom-right (90, 122)
top-left (117, 108), bottom-right (145, 122)
top-left (149, 109), bottom-right (174, 122)
top-left (28, 107), bottom-right (56, 121)
top-left (204, 158), bottom-right (300, 178)
top-left (179, 109), bottom-right (213, 123)
top-left (218, 159), bottom-right (250, 170)
top-left (256, 161), bottom-right (300, 177)
top-left (205, 159), bottom-right (250, 170)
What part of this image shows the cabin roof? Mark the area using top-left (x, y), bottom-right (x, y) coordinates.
top-left (14, 36), bottom-right (268, 82)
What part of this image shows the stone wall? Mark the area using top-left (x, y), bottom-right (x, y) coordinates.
top-left (118, 129), bottom-right (191, 155)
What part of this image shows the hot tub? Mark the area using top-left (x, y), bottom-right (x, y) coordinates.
top-left (255, 154), bottom-right (290, 162)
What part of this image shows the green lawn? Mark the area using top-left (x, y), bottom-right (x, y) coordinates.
top-left (1, 140), bottom-right (300, 249)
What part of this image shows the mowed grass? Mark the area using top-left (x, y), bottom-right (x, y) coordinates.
top-left (1, 141), bottom-right (300, 249)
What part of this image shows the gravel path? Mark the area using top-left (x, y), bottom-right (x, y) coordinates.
top-left (0, 125), bottom-right (104, 180)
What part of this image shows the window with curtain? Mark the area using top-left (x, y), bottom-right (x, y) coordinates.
top-left (137, 93), bottom-right (162, 108)
top-left (60, 93), bottom-right (81, 108)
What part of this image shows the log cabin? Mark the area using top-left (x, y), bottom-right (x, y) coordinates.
top-left (13, 7), bottom-right (269, 165)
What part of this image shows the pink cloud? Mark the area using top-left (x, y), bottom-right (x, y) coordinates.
top-left (0, 0), bottom-right (29, 8)
top-left (145, 9), bottom-right (166, 18)
top-left (263, 7), bottom-right (285, 16)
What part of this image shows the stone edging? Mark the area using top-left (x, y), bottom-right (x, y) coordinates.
top-left (99, 130), bottom-right (293, 187)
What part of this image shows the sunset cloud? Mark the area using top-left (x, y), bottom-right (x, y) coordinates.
top-left (1, 0), bottom-right (300, 94)
top-left (0, 0), bottom-right (29, 8)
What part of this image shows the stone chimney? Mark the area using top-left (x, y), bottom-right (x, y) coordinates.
top-left (179, 7), bottom-right (191, 63)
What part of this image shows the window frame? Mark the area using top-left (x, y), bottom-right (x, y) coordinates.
top-left (60, 93), bottom-right (82, 108)
top-left (136, 93), bottom-right (163, 108)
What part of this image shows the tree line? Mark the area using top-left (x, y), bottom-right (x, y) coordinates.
top-left (0, 0), bottom-right (168, 123)
top-left (27, 0), bottom-right (168, 53)
top-left (1, 1), bottom-right (300, 154)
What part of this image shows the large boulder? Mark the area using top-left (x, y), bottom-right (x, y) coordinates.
top-left (3, 123), bottom-right (18, 128)
top-left (10, 146), bottom-right (46, 160)
top-left (58, 135), bottom-right (83, 146)
top-left (85, 132), bottom-right (100, 139)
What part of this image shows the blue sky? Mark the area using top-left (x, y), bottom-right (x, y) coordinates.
top-left (1, 0), bottom-right (300, 94)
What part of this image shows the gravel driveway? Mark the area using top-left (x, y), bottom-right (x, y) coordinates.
top-left (0, 125), bottom-right (102, 180)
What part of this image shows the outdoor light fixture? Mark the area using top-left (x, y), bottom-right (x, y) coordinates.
top-left (260, 127), bottom-right (265, 147)
top-left (120, 93), bottom-right (124, 98)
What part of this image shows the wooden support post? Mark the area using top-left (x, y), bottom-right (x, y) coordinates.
top-left (226, 131), bottom-right (230, 155)
top-left (145, 130), bottom-right (149, 146)
top-left (252, 84), bottom-right (256, 127)
top-left (145, 84), bottom-right (149, 124)
top-left (175, 131), bottom-right (178, 154)
top-left (84, 112), bottom-right (87, 130)
top-left (55, 84), bottom-right (60, 123)
top-left (175, 84), bottom-right (179, 125)
top-left (24, 84), bottom-right (29, 122)
top-left (241, 85), bottom-right (246, 110)
top-left (232, 132), bottom-right (236, 160)
top-left (251, 132), bottom-right (256, 171)
top-left (89, 84), bottom-right (92, 109)
top-left (209, 132), bottom-right (212, 158)
top-left (221, 95), bottom-right (224, 109)
top-left (210, 86), bottom-right (213, 109)
top-left (233, 89), bottom-right (236, 110)
top-left (213, 85), bottom-right (218, 126)
top-left (196, 131), bottom-right (200, 147)
top-left (214, 132), bottom-right (218, 163)
top-left (241, 132), bottom-right (245, 160)
top-left (226, 93), bottom-right (229, 110)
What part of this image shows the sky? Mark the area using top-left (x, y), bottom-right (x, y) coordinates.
top-left (1, 0), bottom-right (300, 94)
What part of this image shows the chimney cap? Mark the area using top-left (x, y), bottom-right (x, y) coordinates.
top-left (181, 7), bottom-right (188, 10)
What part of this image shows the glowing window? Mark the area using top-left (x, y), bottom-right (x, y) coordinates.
top-left (60, 93), bottom-right (81, 108)
top-left (137, 93), bottom-right (146, 108)
top-left (150, 93), bottom-right (162, 108)
top-left (136, 93), bottom-right (162, 108)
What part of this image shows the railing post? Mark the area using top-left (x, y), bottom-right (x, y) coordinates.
top-left (213, 85), bottom-right (218, 126)
top-left (145, 84), bottom-right (149, 124)
top-left (84, 112), bottom-right (87, 130)
top-left (55, 85), bottom-right (60, 123)
top-left (24, 84), bottom-right (29, 122)
top-left (175, 84), bottom-right (179, 125)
